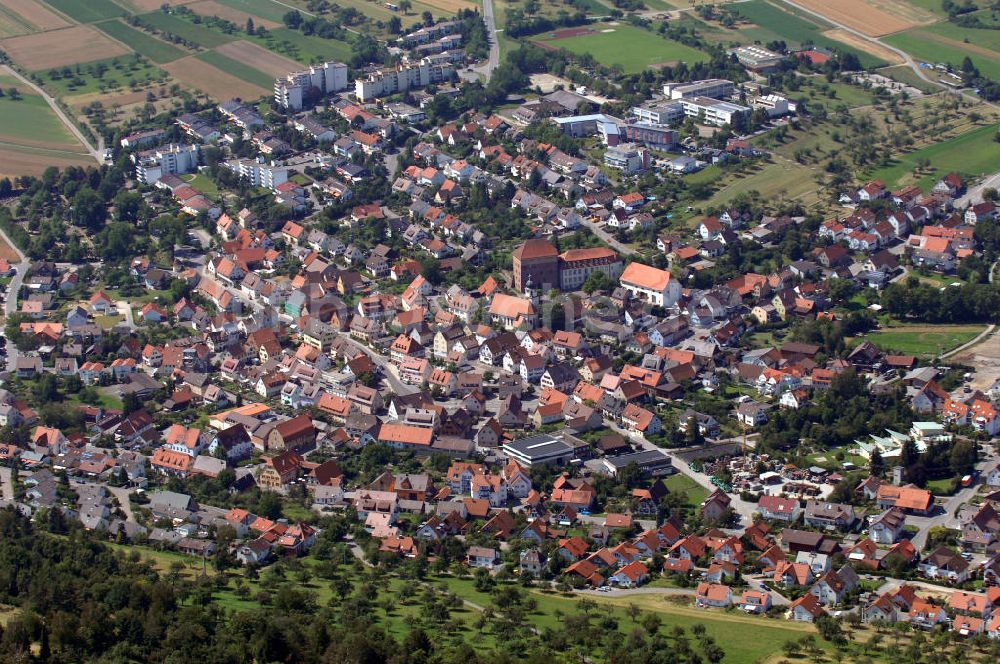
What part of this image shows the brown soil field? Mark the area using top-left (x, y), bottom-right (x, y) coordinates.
top-left (0, 144), bottom-right (93, 180)
top-left (789, 0), bottom-right (920, 37)
top-left (824, 29), bottom-right (905, 64)
top-left (544, 26), bottom-right (596, 40)
top-left (66, 89), bottom-right (155, 109)
top-left (215, 40), bottom-right (300, 77)
top-left (163, 55), bottom-right (267, 99)
top-left (3, 0), bottom-right (72, 31)
top-left (0, 231), bottom-right (22, 263)
top-left (950, 330), bottom-right (1000, 390)
top-left (187, 0), bottom-right (279, 28)
top-left (0, 25), bottom-right (130, 70)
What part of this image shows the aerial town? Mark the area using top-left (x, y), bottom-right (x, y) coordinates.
top-left (0, 0), bottom-right (999, 662)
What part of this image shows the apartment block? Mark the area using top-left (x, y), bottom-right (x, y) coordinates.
top-left (225, 160), bottom-right (289, 189)
top-left (355, 61), bottom-right (455, 102)
top-left (133, 144), bottom-right (199, 185)
top-left (274, 61), bottom-right (349, 111)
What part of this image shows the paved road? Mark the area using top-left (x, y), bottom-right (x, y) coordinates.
top-left (1, 65), bottom-right (103, 163)
top-left (956, 171), bottom-right (1000, 208)
top-left (580, 219), bottom-right (635, 256)
top-left (0, 467), bottom-right (13, 502)
top-left (107, 485), bottom-right (138, 524)
top-left (780, 0), bottom-right (997, 110)
top-left (342, 335), bottom-right (418, 396)
top-left (0, 224), bottom-right (30, 373)
top-left (909, 449), bottom-right (996, 549)
top-left (476, 0), bottom-right (501, 83)
top-left (616, 426), bottom-right (758, 526)
top-left (116, 300), bottom-right (136, 329)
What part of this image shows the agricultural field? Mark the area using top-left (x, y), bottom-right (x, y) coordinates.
top-left (163, 54), bottom-right (269, 99)
top-left (0, 24), bottom-right (130, 70)
top-left (705, 1), bottom-right (889, 68)
top-left (858, 324), bottom-right (987, 357)
top-left (785, 0), bottom-right (934, 37)
top-left (138, 9), bottom-right (238, 48)
top-left (42, 0), bottom-right (126, 23)
top-left (250, 26), bottom-right (354, 64)
top-left (868, 123), bottom-right (1000, 189)
top-left (40, 55), bottom-right (168, 96)
top-left (531, 23), bottom-right (707, 73)
top-left (0, 0), bottom-right (71, 35)
top-left (187, 0), bottom-right (281, 29)
top-left (96, 19), bottom-right (188, 64)
top-left (196, 50), bottom-right (274, 88)
top-left (886, 27), bottom-right (1000, 81)
top-left (214, 40), bottom-right (300, 77)
top-left (877, 64), bottom-right (940, 93)
top-left (0, 72), bottom-right (93, 179)
top-left (212, 0), bottom-right (290, 24)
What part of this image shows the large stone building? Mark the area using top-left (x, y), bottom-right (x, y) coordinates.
top-left (512, 239), bottom-right (622, 293)
top-left (512, 239), bottom-right (559, 292)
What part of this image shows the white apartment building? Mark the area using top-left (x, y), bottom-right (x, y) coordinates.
top-left (355, 61), bottom-right (454, 101)
top-left (631, 101), bottom-right (685, 125)
top-left (678, 97), bottom-right (750, 126)
top-left (133, 144), bottom-right (199, 185)
top-left (663, 79), bottom-right (735, 100)
top-left (752, 93), bottom-right (790, 117)
top-left (274, 61), bottom-right (349, 111)
top-left (604, 143), bottom-right (648, 174)
top-left (226, 160), bottom-right (289, 189)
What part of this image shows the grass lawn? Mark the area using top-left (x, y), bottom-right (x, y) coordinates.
top-left (94, 314), bottom-right (123, 330)
top-left (139, 11), bottom-right (238, 48)
top-left (885, 29), bottom-right (1000, 81)
top-left (96, 20), bottom-right (187, 64)
top-left (868, 123), bottom-right (1000, 189)
top-left (44, 0), bottom-right (125, 23)
top-left (0, 87), bottom-right (82, 148)
top-left (533, 24), bottom-right (707, 73)
top-left (876, 64), bottom-right (941, 93)
top-left (196, 50), bottom-right (274, 88)
top-left (181, 173), bottom-right (220, 198)
top-left (859, 324), bottom-right (986, 357)
top-left (250, 27), bottom-right (353, 65)
top-left (704, 159), bottom-right (823, 210)
top-left (436, 576), bottom-right (825, 663)
top-left (663, 471), bottom-right (708, 506)
top-left (926, 476), bottom-right (958, 495)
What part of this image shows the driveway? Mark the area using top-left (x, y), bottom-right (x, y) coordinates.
top-left (116, 301), bottom-right (136, 329)
top-left (107, 485), bottom-right (138, 524)
top-left (0, 467), bottom-right (13, 502)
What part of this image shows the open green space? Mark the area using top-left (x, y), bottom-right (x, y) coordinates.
top-left (196, 50), bottom-right (274, 89)
top-left (858, 324), bottom-right (986, 357)
top-left (181, 173), bottom-right (221, 198)
top-left (214, 0), bottom-right (294, 23)
top-left (533, 23), bottom-right (707, 73)
top-left (868, 123), bottom-right (1000, 189)
top-left (885, 29), bottom-right (1000, 82)
top-left (729, 0), bottom-right (887, 67)
top-left (253, 26), bottom-right (353, 64)
top-left (877, 64), bottom-right (940, 94)
top-left (704, 159), bottom-right (823, 210)
top-left (139, 10), bottom-right (238, 48)
top-left (662, 471), bottom-right (709, 506)
top-left (0, 85), bottom-right (81, 147)
top-left (42, 55), bottom-right (167, 97)
top-left (43, 0), bottom-right (125, 23)
top-left (96, 20), bottom-right (187, 64)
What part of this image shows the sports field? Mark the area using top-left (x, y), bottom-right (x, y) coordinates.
top-left (869, 123), bottom-right (1000, 189)
top-left (96, 20), bottom-right (188, 63)
top-left (532, 23), bottom-right (707, 73)
top-left (860, 324), bottom-right (986, 357)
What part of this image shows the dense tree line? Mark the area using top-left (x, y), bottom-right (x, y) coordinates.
top-left (757, 369), bottom-right (913, 453)
top-left (880, 277), bottom-right (1000, 323)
